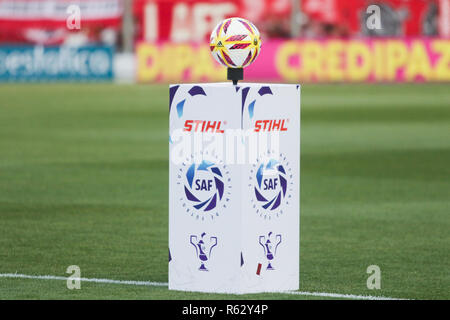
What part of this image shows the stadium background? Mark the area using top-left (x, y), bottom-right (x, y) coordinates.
top-left (0, 0), bottom-right (449, 299)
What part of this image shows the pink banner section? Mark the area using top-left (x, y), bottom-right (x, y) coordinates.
top-left (137, 39), bottom-right (450, 83)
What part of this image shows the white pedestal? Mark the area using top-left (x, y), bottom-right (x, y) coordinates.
top-left (169, 83), bottom-right (300, 294)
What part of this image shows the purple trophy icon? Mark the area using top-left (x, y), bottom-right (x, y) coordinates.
top-left (259, 232), bottom-right (282, 270)
top-left (190, 232), bottom-right (218, 271)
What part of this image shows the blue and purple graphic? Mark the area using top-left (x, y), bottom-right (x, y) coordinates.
top-left (184, 160), bottom-right (224, 211)
top-left (254, 159), bottom-right (287, 211)
top-left (178, 155), bottom-right (231, 221)
top-left (249, 152), bottom-right (294, 219)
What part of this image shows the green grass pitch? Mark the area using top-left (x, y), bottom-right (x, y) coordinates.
top-left (0, 83), bottom-right (448, 300)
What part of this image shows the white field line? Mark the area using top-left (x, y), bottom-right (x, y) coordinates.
top-left (0, 273), bottom-right (167, 287)
top-left (0, 273), bottom-right (407, 300)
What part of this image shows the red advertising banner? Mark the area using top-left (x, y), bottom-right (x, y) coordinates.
top-left (0, 0), bottom-right (123, 44)
top-left (134, 0), bottom-right (242, 43)
top-left (134, 0), bottom-right (448, 42)
top-left (133, 0), bottom-right (296, 42)
top-left (301, 0), bottom-right (442, 36)
top-left (137, 39), bottom-right (450, 82)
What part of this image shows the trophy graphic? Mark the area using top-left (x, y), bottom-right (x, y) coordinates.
top-left (190, 232), bottom-right (218, 271)
top-left (259, 232), bottom-right (282, 270)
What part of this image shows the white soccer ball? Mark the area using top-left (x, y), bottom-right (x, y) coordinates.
top-left (210, 17), bottom-right (261, 68)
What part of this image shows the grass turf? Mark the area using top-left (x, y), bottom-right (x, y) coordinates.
top-left (0, 83), bottom-right (448, 299)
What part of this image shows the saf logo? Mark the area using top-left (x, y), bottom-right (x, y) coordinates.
top-left (263, 177), bottom-right (278, 190)
top-left (249, 152), bottom-right (293, 220)
top-left (177, 153), bottom-right (231, 221)
top-left (195, 179), bottom-right (214, 191)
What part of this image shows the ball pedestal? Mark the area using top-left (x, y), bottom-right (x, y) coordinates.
top-left (168, 82), bottom-right (300, 294)
top-left (227, 68), bottom-right (243, 85)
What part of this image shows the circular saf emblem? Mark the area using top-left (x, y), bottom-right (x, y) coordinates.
top-left (249, 152), bottom-right (294, 220)
top-left (177, 153), bottom-right (231, 221)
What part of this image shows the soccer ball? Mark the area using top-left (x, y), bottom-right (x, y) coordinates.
top-left (210, 17), bottom-right (261, 68)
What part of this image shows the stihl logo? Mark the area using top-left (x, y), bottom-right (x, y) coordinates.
top-left (254, 119), bottom-right (288, 132)
top-left (183, 120), bottom-right (225, 133)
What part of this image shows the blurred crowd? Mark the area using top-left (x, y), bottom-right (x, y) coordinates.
top-left (0, 0), bottom-right (447, 48)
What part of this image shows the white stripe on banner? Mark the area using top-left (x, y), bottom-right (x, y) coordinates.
top-left (0, 273), bottom-right (408, 300)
